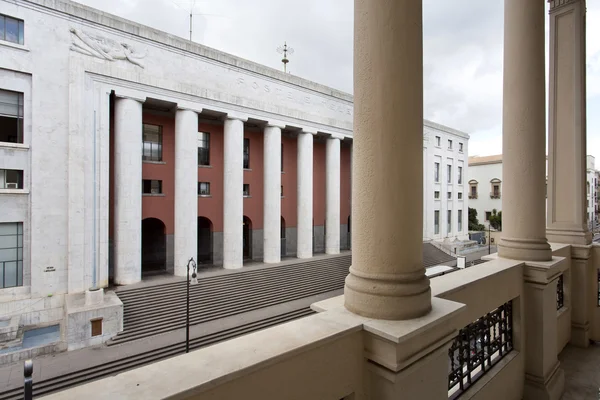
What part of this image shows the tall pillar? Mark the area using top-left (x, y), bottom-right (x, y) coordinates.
top-left (297, 130), bottom-right (314, 259)
top-left (546, 0), bottom-right (590, 245)
top-left (325, 135), bottom-right (341, 254)
top-left (498, 0), bottom-right (551, 262)
top-left (344, 0), bottom-right (431, 320)
top-left (113, 96), bottom-right (143, 285)
top-left (263, 124), bottom-right (282, 263)
top-left (174, 108), bottom-right (199, 276)
top-left (223, 116), bottom-right (245, 269)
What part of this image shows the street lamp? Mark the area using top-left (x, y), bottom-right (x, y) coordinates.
top-left (186, 257), bottom-right (198, 354)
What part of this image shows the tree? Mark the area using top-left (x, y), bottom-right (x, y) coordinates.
top-left (489, 209), bottom-right (502, 231)
top-left (468, 207), bottom-right (485, 231)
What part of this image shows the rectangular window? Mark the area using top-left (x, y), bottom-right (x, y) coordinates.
top-left (198, 182), bottom-right (210, 196)
top-left (197, 132), bottom-right (210, 166)
top-left (458, 210), bottom-right (463, 232)
top-left (0, 89), bottom-right (24, 144)
top-left (447, 192), bottom-right (452, 200)
top-left (434, 211), bottom-right (440, 235)
top-left (281, 185), bottom-right (283, 197)
top-left (142, 124), bottom-right (163, 162)
top-left (459, 142), bottom-right (463, 152)
top-left (0, 15), bottom-right (24, 45)
top-left (458, 166), bottom-right (463, 184)
top-left (0, 222), bottom-right (23, 288)
top-left (243, 184), bottom-right (250, 197)
top-left (0, 169), bottom-right (23, 189)
top-left (435, 136), bottom-right (441, 147)
top-left (448, 139), bottom-right (453, 150)
top-left (142, 179), bottom-right (162, 194)
top-left (447, 165), bottom-right (452, 184)
top-left (448, 210), bottom-right (452, 233)
top-left (434, 162), bottom-right (440, 183)
top-left (243, 138), bottom-right (250, 169)
top-left (485, 211), bottom-right (492, 221)
top-left (458, 192), bottom-right (463, 200)
top-left (493, 184), bottom-right (500, 197)
top-left (471, 185), bottom-right (477, 197)
top-left (434, 191), bottom-right (440, 199)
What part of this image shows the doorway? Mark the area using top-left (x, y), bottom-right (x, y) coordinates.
top-left (243, 216), bottom-right (252, 260)
top-left (197, 217), bottom-right (213, 266)
top-left (141, 218), bottom-right (166, 274)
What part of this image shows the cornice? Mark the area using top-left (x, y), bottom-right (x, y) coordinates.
top-left (548, 0), bottom-right (577, 12)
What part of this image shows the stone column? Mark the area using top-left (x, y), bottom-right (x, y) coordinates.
top-left (263, 124), bottom-right (283, 263)
top-left (325, 134), bottom-right (342, 254)
top-left (498, 0), bottom-right (551, 262)
top-left (223, 116), bottom-right (245, 269)
top-left (113, 96), bottom-right (143, 285)
top-left (297, 130), bottom-right (314, 259)
top-left (344, 0), bottom-right (431, 320)
top-left (174, 108), bottom-right (199, 276)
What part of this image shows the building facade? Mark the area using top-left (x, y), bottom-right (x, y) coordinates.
top-left (586, 155), bottom-right (598, 226)
top-left (467, 155), bottom-right (503, 226)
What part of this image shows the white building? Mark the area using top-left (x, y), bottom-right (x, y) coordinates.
top-left (586, 155), bottom-right (598, 226)
top-left (467, 155), bottom-right (503, 226)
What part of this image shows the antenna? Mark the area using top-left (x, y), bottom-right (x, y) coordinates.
top-left (169, 0), bottom-right (226, 43)
top-left (276, 42), bottom-right (294, 73)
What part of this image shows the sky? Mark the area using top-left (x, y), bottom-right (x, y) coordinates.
top-left (76, 0), bottom-right (600, 162)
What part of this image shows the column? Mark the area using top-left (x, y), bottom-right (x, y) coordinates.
top-left (113, 96), bottom-right (143, 285)
top-left (263, 124), bottom-right (282, 263)
top-left (223, 116), bottom-right (245, 269)
top-left (497, 0), bottom-right (551, 262)
top-left (297, 130), bottom-right (314, 259)
top-left (174, 108), bottom-right (199, 276)
top-left (325, 135), bottom-right (342, 254)
top-left (344, 0), bottom-right (431, 320)
top-left (546, 0), bottom-right (590, 246)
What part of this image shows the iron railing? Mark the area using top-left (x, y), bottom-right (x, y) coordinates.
top-left (557, 274), bottom-right (564, 310)
top-left (448, 301), bottom-right (513, 399)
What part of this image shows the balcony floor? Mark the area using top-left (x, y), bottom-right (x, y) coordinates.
top-left (560, 342), bottom-right (600, 399)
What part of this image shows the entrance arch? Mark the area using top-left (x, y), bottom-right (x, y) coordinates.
top-left (281, 216), bottom-right (286, 257)
top-left (243, 216), bottom-right (252, 260)
top-left (348, 215), bottom-right (351, 250)
top-left (197, 217), bottom-right (213, 266)
top-left (141, 218), bottom-right (166, 274)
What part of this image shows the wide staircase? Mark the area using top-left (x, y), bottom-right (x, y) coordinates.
top-left (108, 254), bottom-right (352, 346)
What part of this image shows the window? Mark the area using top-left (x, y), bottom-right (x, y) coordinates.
top-left (0, 169), bottom-right (23, 189)
top-left (434, 191), bottom-right (440, 199)
top-left (493, 185), bottom-right (500, 197)
top-left (447, 165), bottom-right (452, 184)
top-left (485, 211), bottom-right (492, 221)
top-left (458, 192), bottom-right (463, 200)
top-left (142, 179), bottom-right (162, 194)
top-left (198, 132), bottom-right (210, 166)
top-left (281, 185), bottom-right (283, 197)
top-left (448, 139), bottom-right (453, 150)
top-left (142, 124), bottom-right (162, 162)
top-left (458, 210), bottom-right (463, 232)
top-left (458, 166), bottom-right (463, 184)
top-left (434, 211), bottom-right (440, 235)
top-left (447, 192), bottom-right (452, 200)
top-left (471, 185), bottom-right (477, 198)
top-left (435, 136), bottom-right (441, 147)
top-left (0, 222), bottom-right (23, 288)
top-left (459, 142), bottom-right (463, 153)
top-left (243, 138), bottom-right (250, 169)
top-left (490, 179), bottom-right (501, 199)
top-left (0, 15), bottom-right (24, 45)
top-left (448, 210), bottom-right (452, 233)
top-left (434, 162), bottom-right (440, 183)
top-left (198, 182), bottom-right (210, 196)
top-left (0, 89), bottom-right (24, 144)
top-left (243, 184), bottom-right (250, 197)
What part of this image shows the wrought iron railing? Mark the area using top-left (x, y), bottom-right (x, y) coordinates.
top-left (448, 301), bottom-right (513, 399)
top-left (557, 274), bottom-right (564, 310)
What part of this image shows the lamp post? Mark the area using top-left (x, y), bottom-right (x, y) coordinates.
top-left (186, 257), bottom-right (198, 354)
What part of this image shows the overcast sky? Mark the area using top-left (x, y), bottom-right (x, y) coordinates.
top-left (77, 0), bottom-right (600, 162)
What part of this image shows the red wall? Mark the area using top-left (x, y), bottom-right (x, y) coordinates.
top-left (313, 141), bottom-right (326, 226)
top-left (341, 144), bottom-right (352, 224)
top-left (243, 130), bottom-right (264, 230)
top-left (281, 136), bottom-right (298, 227)
top-left (197, 122), bottom-right (224, 231)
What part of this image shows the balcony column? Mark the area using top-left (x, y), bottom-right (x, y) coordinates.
top-left (263, 123), bottom-right (283, 263)
top-left (297, 129), bottom-right (315, 259)
top-left (223, 115), bottom-right (246, 269)
top-left (498, 0), bottom-right (551, 262)
top-left (174, 108), bottom-right (200, 276)
top-left (344, 0), bottom-right (431, 320)
top-left (113, 95), bottom-right (144, 285)
top-left (325, 134), bottom-right (342, 254)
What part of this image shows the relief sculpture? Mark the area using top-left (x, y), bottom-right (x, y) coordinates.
top-left (69, 28), bottom-right (147, 68)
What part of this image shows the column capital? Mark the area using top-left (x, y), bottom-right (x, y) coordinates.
top-left (300, 127), bottom-right (318, 135)
top-left (114, 92), bottom-right (147, 103)
top-left (225, 113), bottom-right (248, 123)
top-left (176, 104), bottom-right (203, 115)
top-left (266, 120), bottom-right (286, 130)
top-left (328, 133), bottom-right (345, 140)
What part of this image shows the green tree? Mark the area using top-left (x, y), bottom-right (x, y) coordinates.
top-left (489, 209), bottom-right (502, 231)
top-left (468, 207), bottom-right (485, 231)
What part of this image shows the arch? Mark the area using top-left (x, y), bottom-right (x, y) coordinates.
top-left (347, 215), bottom-right (351, 250)
top-left (490, 178), bottom-right (502, 183)
top-left (281, 216), bottom-right (286, 257)
top-left (243, 215), bottom-right (252, 260)
top-left (141, 218), bottom-right (166, 274)
top-left (197, 217), bottom-right (213, 266)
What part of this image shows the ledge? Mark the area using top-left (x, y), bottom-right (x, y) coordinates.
top-left (0, 142), bottom-right (29, 150)
top-left (198, 165), bottom-right (213, 169)
top-left (0, 41), bottom-right (30, 52)
top-left (142, 160), bottom-right (166, 165)
top-left (0, 189), bottom-right (29, 195)
top-left (198, 195), bottom-right (212, 198)
top-left (142, 193), bottom-right (165, 197)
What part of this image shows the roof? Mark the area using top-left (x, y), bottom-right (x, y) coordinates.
top-left (468, 154), bottom-right (503, 166)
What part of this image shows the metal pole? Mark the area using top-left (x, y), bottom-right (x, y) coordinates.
top-left (488, 224), bottom-right (491, 255)
top-left (24, 360), bottom-right (33, 400)
top-left (186, 259), bottom-right (190, 354)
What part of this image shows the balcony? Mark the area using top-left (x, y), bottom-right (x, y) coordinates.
top-left (490, 192), bottom-right (501, 199)
top-left (468, 193), bottom-right (478, 199)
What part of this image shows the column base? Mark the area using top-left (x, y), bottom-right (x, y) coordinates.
top-left (524, 362), bottom-right (564, 400)
top-left (344, 267), bottom-right (431, 320)
top-left (570, 321), bottom-right (590, 348)
top-left (498, 237), bottom-right (552, 262)
top-left (546, 228), bottom-right (592, 246)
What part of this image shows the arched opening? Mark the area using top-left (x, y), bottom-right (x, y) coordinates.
top-left (243, 216), bottom-right (252, 260)
top-left (197, 217), bottom-right (213, 266)
top-left (141, 218), bottom-right (166, 274)
top-left (347, 215), bottom-right (351, 250)
top-left (281, 216), bottom-right (286, 257)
